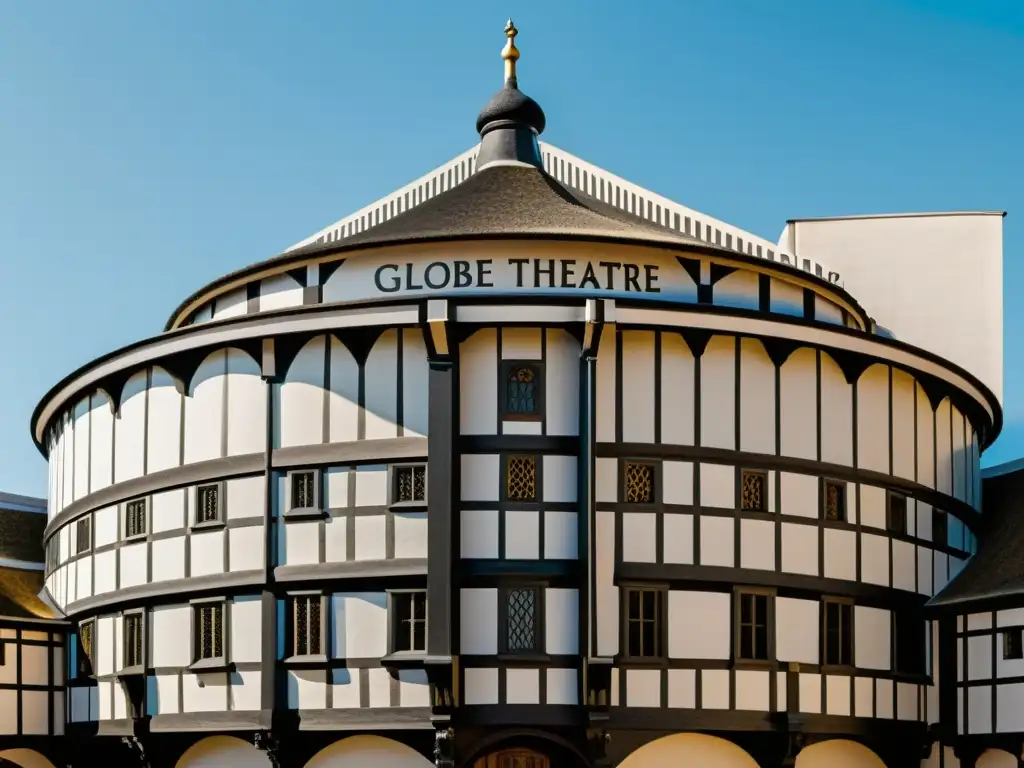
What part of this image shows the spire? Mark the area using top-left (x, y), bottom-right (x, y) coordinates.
top-left (475, 20), bottom-right (546, 170)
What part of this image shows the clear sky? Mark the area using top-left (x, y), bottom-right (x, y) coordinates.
top-left (0, 0), bottom-right (1021, 497)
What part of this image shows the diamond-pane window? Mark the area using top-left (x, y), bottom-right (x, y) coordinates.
top-left (395, 465), bottom-right (427, 504)
top-left (291, 595), bottom-right (322, 656)
top-left (507, 455), bottom-right (536, 501)
top-left (506, 365), bottom-right (539, 416)
top-left (291, 471), bottom-right (316, 510)
top-left (624, 462), bottom-right (654, 504)
top-left (824, 481), bottom-right (846, 521)
top-left (505, 587), bottom-right (538, 653)
top-left (125, 499), bottom-right (147, 538)
top-left (195, 604), bottom-right (224, 661)
top-left (741, 470), bottom-right (767, 512)
top-left (123, 614), bottom-right (143, 669)
top-left (197, 484), bottom-right (220, 524)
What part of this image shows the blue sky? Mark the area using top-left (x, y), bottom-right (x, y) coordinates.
top-left (0, 0), bottom-right (1021, 497)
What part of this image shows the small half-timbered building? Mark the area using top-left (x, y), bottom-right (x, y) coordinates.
top-left (23, 20), bottom-right (1008, 768)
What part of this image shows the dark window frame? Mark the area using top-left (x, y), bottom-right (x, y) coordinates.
top-left (285, 592), bottom-right (326, 659)
top-left (284, 469), bottom-right (324, 520)
top-left (620, 584), bottom-right (668, 662)
top-left (886, 491), bottom-right (908, 536)
top-left (389, 463), bottom-right (428, 508)
top-left (193, 481), bottom-right (225, 530)
top-left (77, 619), bottom-right (95, 678)
top-left (121, 610), bottom-right (145, 674)
top-left (893, 609), bottom-right (926, 677)
top-left (500, 360), bottom-right (545, 422)
top-left (621, 460), bottom-right (658, 505)
top-left (933, 509), bottom-right (948, 548)
top-left (75, 516), bottom-right (92, 555)
top-left (189, 598), bottom-right (228, 671)
top-left (734, 588), bottom-right (774, 666)
top-left (1003, 629), bottom-right (1023, 660)
top-left (124, 497), bottom-right (148, 540)
top-left (499, 584), bottom-right (545, 657)
top-left (821, 596), bottom-right (854, 669)
top-left (505, 454), bottom-right (539, 503)
top-left (387, 589), bottom-right (428, 655)
top-left (740, 469), bottom-right (769, 512)
top-left (822, 479), bottom-right (847, 522)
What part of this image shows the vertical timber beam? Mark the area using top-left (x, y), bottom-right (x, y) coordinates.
top-left (260, 337), bottom-right (278, 728)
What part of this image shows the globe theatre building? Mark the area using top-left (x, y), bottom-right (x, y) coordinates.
top-left (26, 22), bottom-right (1008, 768)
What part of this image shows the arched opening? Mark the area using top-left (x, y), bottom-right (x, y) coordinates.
top-left (795, 739), bottom-right (886, 768)
top-left (174, 736), bottom-right (269, 768)
top-left (0, 751), bottom-right (57, 768)
top-left (617, 733), bottom-right (759, 768)
top-left (473, 748), bottom-right (550, 768)
top-left (304, 735), bottom-right (433, 767)
top-left (977, 749), bottom-right (1017, 768)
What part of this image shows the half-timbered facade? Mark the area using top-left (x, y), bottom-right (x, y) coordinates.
top-left (21, 21), bottom-right (1008, 768)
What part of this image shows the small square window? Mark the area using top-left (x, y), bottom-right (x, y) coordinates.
top-left (125, 499), bottom-right (147, 539)
top-left (502, 362), bottom-right (544, 421)
top-left (503, 587), bottom-right (540, 654)
top-left (123, 613), bottom-right (144, 670)
top-left (623, 462), bottom-right (655, 504)
top-left (823, 480), bottom-right (846, 522)
top-left (393, 465), bottom-right (427, 505)
top-left (933, 509), bottom-right (948, 547)
top-left (823, 599), bottom-right (853, 666)
top-left (289, 595), bottom-right (323, 657)
top-left (625, 587), bottom-right (663, 658)
top-left (391, 591), bottom-right (427, 653)
top-left (887, 493), bottom-right (907, 535)
top-left (741, 470), bottom-right (767, 512)
top-left (736, 592), bottom-right (771, 662)
top-left (196, 484), bottom-right (221, 525)
top-left (76, 517), bottom-right (91, 554)
top-left (506, 455), bottom-right (537, 502)
top-left (193, 603), bottom-right (225, 662)
top-left (1004, 630), bottom-right (1023, 660)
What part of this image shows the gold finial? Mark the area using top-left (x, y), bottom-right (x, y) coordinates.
top-left (502, 19), bottom-right (520, 84)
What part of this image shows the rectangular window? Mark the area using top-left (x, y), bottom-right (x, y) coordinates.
top-left (736, 592), bottom-right (770, 661)
top-left (887, 492), bottom-right (907, 536)
top-left (894, 612), bottom-right (925, 674)
top-left (196, 484), bottom-right (221, 525)
top-left (741, 470), bottom-right (767, 512)
top-left (78, 621), bottom-right (94, 677)
top-left (503, 587), bottom-right (539, 653)
top-left (125, 498), bottom-right (147, 539)
top-left (823, 599), bottom-right (853, 666)
top-left (123, 613), bottom-right (144, 669)
top-left (393, 465), bottom-right (427, 504)
top-left (291, 471), bottom-right (317, 511)
top-left (289, 595), bottom-right (323, 657)
top-left (502, 361), bottom-right (544, 420)
top-left (1004, 630), bottom-right (1023, 660)
top-left (823, 480), bottom-right (846, 522)
top-left (623, 461), bottom-right (655, 504)
top-left (506, 455), bottom-right (537, 502)
top-left (625, 588), bottom-right (663, 658)
top-left (933, 509), bottom-right (948, 547)
top-left (76, 517), bottom-right (91, 554)
top-left (392, 591), bottom-right (427, 653)
top-left (194, 603), bottom-right (225, 661)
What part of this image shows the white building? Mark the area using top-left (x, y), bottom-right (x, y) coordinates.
top-left (18, 20), bottom-right (1009, 768)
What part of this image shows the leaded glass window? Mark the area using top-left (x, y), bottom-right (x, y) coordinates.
top-left (290, 595), bottom-right (322, 656)
top-left (626, 588), bottom-right (662, 658)
top-left (504, 587), bottom-right (538, 653)
top-left (76, 516), bottom-right (91, 554)
top-left (823, 599), bottom-right (853, 666)
top-left (741, 470), bottom-right (767, 512)
top-left (737, 592), bottom-right (770, 661)
top-left (824, 480), bottom-right (846, 521)
top-left (392, 591), bottom-right (427, 653)
top-left (291, 471), bottom-right (316, 510)
top-left (507, 455), bottom-right (536, 501)
top-left (197, 484), bottom-right (220, 524)
top-left (505, 364), bottom-right (541, 417)
top-left (623, 462), bottom-right (654, 504)
top-left (394, 465), bottom-right (427, 504)
top-left (78, 621), bottom-right (94, 676)
top-left (125, 499), bottom-right (147, 538)
top-left (123, 613), bottom-right (143, 669)
top-left (195, 603), bottom-right (224, 661)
